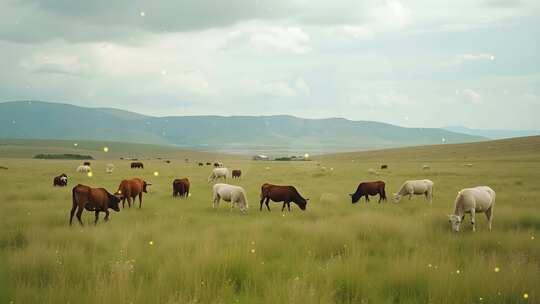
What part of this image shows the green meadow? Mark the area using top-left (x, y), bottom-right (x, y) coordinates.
top-left (0, 137), bottom-right (539, 303)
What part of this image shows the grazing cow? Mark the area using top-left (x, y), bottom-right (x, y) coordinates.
top-left (83, 161), bottom-right (91, 166)
top-left (53, 173), bottom-right (68, 187)
top-left (173, 178), bottom-right (190, 198)
top-left (198, 162), bottom-right (204, 167)
top-left (76, 165), bottom-right (91, 173)
top-left (422, 164), bottom-right (431, 170)
top-left (165, 160), bottom-right (171, 164)
top-left (206, 162), bottom-right (211, 166)
top-left (260, 183), bottom-right (309, 212)
top-left (232, 169), bottom-right (242, 179)
top-left (106, 164), bottom-right (114, 174)
top-left (381, 165), bottom-right (388, 170)
top-left (214, 162), bottom-right (223, 168)
top-left (208, 168), bottom-right (229, 182)
top-left (449, 186), bottom-right (495, 232)
top-left (115, 178), bottom-right (151, 208)
top-left (349, 180), bottom-right (387, 204)
top-left (131, 162), bottom-right (144, 169)
top-left (70, 184), bottom-right (120, 225)
top-left (393, 180), bottom-right (434, 203)
top-left (212, 183), bottom-right (248, 213)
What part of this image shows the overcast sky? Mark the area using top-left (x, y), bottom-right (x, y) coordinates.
top-left (1, 0), bottom-right (539, 129)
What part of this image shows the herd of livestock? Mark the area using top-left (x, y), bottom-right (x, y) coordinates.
top-left (55, 160), bottom-right (496, 232)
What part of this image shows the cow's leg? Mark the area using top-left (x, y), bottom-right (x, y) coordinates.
top-left (69, 204), bottom-right (77, 225)
top-left (76, 206), bottom-right (84, 226)
top-left (259, 197), bottom-right (264, 211)
top-left (409, 193), bottom-right (413, 200)
top-left (365, 195), bottom-right (369, 203)
top-left (138, 194), bottom-right (143, 208)
top-left (470, 209), bottom-right (476, 232)
top-left (281, 202), bottom-right (286, 212)
top-left (287, 202), bottom-right (291, 212)
top-left (104, 210), bottom-right (110, 222)
top-left (265, 198), bottom-right (271, 211)
top-left (378, 194), bottom-right (382, 203)
top-left (94, 211), bottom-right (99, 225)
top-left (485, 207), bottom-right (493, 231)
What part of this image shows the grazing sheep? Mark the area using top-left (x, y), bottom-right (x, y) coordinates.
top-left (448, 186), bottom-right (495, 232)
top-left (208, 168), bottom-right (229, 182)
top-left (76, 165), bottom-right (91, 173)
top-left (212, 183), bottom-right (248, 213)
top-left (393, 180), bottom-right (434, 203)
top-left (422, 164), bottom-right (431, 170)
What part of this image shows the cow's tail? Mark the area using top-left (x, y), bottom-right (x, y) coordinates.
top-left (72, 186), bottom-right (78, 208)
top-left (381, 187), bottom-right (387, 201)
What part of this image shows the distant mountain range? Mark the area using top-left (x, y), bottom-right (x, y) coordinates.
top-left (443, 126), bottom-right (540, 140)
top-left (0, 100), bottom-right (485, 154)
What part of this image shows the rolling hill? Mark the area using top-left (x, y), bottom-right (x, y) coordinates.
top-left (0, 100), bottom-right (484, 154)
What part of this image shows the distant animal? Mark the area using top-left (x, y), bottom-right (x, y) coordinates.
top-left (76, 165), bottom-right (91, 173)
top-left (0, 166), bottom-right (7, 170)
top-left (260, 183), bottom-right (309, 212)
top-left (185, 158), bottom-right (189, 163)
top-left (212, 183), bottom-right (248, 213)
top-left (70, 184), bottom-right (121, 225)
top-left (393, 179), bottom-right (434, 203)
top-left (165, 160), bottom-right (171, 164)
top-left (208, 168), bottom-right (229, 182)
top-left (214, 162), bottom-right (223, 168)
top-left (449, 186), bottom-right (495, 232)
top-left (106, 164), bottom-right (114, 174)
top-left (367, 168), bottom-right (377, 175)
top-left (232, 169), bottom-right (242, 179)
top-left (198, 162), bottom-right (204, 166)
top-left (173, 178), bottom-right (190, 198)
top-left (464, 163), bottom-right (473, 167)
top-left (350, 180), bottom-right (387, 204)
top-left (53, 173), bottom-right (68, 187)
top-left (83, 161), bottom-right (91, 166)
top-left (206, 162), bottom-right (211, 166)
top-left (422, 164), bottom-right (431, 170)
top-left (115, 178), bottom-right (151, 208)
top-left (131, 162), bottom-right (144, 169)
top-left (381, 165), bottom-right (388, 170)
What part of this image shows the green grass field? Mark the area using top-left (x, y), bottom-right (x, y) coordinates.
top-left (0, 137), bottom-right (539, 303)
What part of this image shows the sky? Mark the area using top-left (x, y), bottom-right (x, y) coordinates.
top-left (1, 0), bottom-right (539, 129)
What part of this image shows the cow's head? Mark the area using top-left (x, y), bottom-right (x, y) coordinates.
top-left (143, 181), bottom-right (151, 193)
top-left (295, 197), bottom-right (309, 211)
top-left (349, 193), bottom-right (361, 204)
top-left (108, 193), bottom-right (121, 212)
top-left (448, 214), bottom-right (462, 232)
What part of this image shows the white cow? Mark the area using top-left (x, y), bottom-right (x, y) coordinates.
top-left (106, 164), bottom-right (114, 174)
top-left (393, 179), bottom-right (434, 203)
top-left (208, 168), bottom-right (229, 182)
top-left (76, 165), bottom-right (91, 173)
top-left (448, 186), bottom-right (495, 232)
top-left (212, 183), bottom-right (248, 213)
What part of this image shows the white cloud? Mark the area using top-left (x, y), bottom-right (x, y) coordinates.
top-left (256, 77), bottom-right (311, 97)
top-left (372, 0), bottom-right (410, 29)
top-left (335, 25), bottom-right (375, 39)
top-left (225, 22), bottom-right (311, 54)
top-left (20, 54), bottom-right (89, 76)
top-left (443, 53), bottom-right (496, 66)
top-left (460, 89), bottom-right (483, 104)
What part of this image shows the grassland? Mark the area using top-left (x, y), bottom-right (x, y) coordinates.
top-left (0, 137), bottom-right (539, 303)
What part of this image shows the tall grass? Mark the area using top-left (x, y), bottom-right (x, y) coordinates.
top-left (0, 143), bottom-right (539, 303)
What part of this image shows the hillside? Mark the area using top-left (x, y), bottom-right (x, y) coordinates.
top-left (0, 100), bottom-right (484, 153)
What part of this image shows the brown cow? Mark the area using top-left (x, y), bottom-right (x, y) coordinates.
top-left (83, 161), bottom-right (91, 166)
top-left (115, 178), bottom-right (151, 208)
top-left (349, 180), bottom-right (387, 204)
top-left (70, 184), bottom-right (120, 225)
top-left (198, 162), bottom-right (204, 167)
top-left (232, 169), bottom-right (242, 179)
top-left (130, 162), bottom-right (144, 169)
top-left (53, 173), bottom-right (68, 187)
top-left (260, 183), bottom-right (309, 212)
top-left (172, 178), bottom-right (190, 198)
